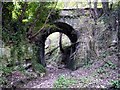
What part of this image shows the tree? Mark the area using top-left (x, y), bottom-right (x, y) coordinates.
top-left (101, 0), bottom-right (109, 15)
top-left (2, 2), bottom-right (59, 72)
top-left (94, 0), bottom-right (98, 20)
top-left (2, 2), bottom-right (58, 44)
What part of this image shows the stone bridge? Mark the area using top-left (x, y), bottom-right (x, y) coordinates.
top-left (56, 9), bottom-right (83, 30)
top-left (36, 8), bottom-right (102, 70)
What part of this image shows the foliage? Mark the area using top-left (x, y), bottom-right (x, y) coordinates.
top-left (2, 2), bottom-right (58, 43)
top-left (110, 80), bottom-right (120, 89)
top-left (96, 67), bottom-right (106, 74)
top-left (100, 51), bottom-right (109, 58)
top-left (31, 44), bottom-right (46, 74)
top-left (2, 2), bottom-right (59, 67)
top-left (0, 76), bottom-right (7, 87)
top-left (53, 75), bottom-right (76, 88)
top-left (104, 61), bottom-right (117, 70)
top-left (1, 2), bottom-right (59, 87)
top-left (1, 1), bottom-right (120, 88)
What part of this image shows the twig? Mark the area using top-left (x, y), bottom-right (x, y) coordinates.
top-left (45, 46), bottom-right (59, 56)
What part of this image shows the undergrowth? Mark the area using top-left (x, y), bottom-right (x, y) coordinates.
top-left (53, 75), bottom-right (76, 88)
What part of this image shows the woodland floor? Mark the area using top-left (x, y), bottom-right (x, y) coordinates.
top-left (3, 19), bottom-right (119, 89)
top-left (7, 53), bottom-right (119, 88)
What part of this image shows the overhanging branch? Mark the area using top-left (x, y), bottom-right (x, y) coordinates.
top-left (29, 2), bottom-right (58, 39)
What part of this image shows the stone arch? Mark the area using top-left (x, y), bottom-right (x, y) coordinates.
top-left (35, 22), bottom-right (78, 70)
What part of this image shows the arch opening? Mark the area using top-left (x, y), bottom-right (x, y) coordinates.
top-left (35, 22), bottom-right (78, 70)
top-left (45, 32), bottom-right (71, 67)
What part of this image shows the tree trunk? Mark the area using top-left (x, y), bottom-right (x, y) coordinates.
top-left (109, 0), bottom-right (113, 10)
top-left (94, 0), bottom-right (98, 24)
top-left (59, 33), bottom-right (64, 53)
top-left (37, 42), bottom-right (46, 67)
top-left (88, 0), bottom-right (92, 18)
top-left (101, 0), bottom-right (109, 15)
top-left (117, 4), bottom-right (120, 61)
top-left (0, 2), bottom-right (2, 40)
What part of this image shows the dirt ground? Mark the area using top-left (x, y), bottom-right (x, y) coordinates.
top-left (16, 54), bottom-right (118, 88)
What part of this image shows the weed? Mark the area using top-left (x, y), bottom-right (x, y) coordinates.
top-left (104, 61), bottom-right (117, 70)
top-left (110, 80), bottom-right (120, 88)
top-left (0, 77), bottom-right (7, 87)
top-left (101, 51), bottom-right (109, 58)
top-left (79, 77), bottom-right (91, 84)
top-left (53, 75), bottom-right (76, 88)
top-left (97, 67), bottom-right (106, 74)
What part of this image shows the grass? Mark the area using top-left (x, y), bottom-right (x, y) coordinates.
top-left (53, 75), bottom-right (76, 88)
